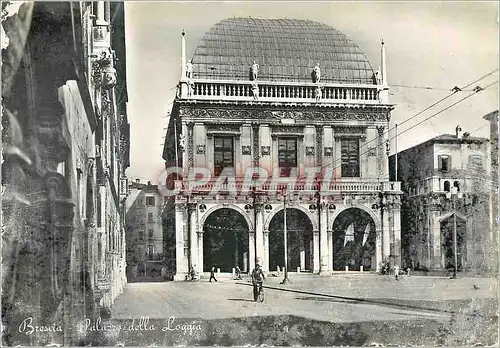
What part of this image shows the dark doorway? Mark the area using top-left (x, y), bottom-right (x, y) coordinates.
top-left (332, 208), bottom-right (376, 271)
top-left (203, 208), bottom-right (249, 272)
top-left (268, 209), bottom-right (313, 272)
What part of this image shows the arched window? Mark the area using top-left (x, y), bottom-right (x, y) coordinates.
top-left (444, 181), bottom-right (450, 192)
top-left (454, 181), bottom-right (460, 192)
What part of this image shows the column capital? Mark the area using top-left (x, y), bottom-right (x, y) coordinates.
top-left (196, 230), bottom-right (204, 235)
top-left (313, 229), bottom-right (320, 236)
top-left (263, 229), bottom-right (269, 236)
top-left (248, 230), bottom-right (255, 235)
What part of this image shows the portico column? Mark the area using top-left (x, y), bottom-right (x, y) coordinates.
top-left (320, 206), bottom-right (329, 274)
top-left (249, 230), bottom-right (255, 272)
top-left (255, 206), bottom-right (264, 267)
top-left (299, 235), bottom-right (305, 270)
top-left (189, 203), bottom-right (198, 271)
top-left (392, 202), bottom-right (402, 267)
top-left (174, 203), bottom-right (187, 280)
top-left (375, 229), bottom-right (382, 272)
top-left (382, 207), bottom-right (391, 261)
top-left (327, 230), bottom-right (333, 271)
top-left (313, 230), bottom-right (320, 273)
top-left (197, 231), bottom-right (204, 274)
top-left (263, 230), bottom-right (270, 273)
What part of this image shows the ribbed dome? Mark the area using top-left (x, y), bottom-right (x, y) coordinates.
top-left (191, 18), bottom-right (377, 84)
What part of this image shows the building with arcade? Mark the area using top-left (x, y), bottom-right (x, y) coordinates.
top-left (162, 18), bottom-right (402, 280)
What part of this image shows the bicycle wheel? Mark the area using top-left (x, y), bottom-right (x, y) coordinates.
top-left (258, 290), bottom-right (264, 302)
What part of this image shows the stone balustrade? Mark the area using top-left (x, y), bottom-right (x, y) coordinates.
top-left (183, 79), bottom-right (380, 104)
top-left (174, 179), bottom-right (400, 195)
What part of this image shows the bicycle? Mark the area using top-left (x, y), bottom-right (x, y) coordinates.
top-left (253, 282), bottom-right (264, 302)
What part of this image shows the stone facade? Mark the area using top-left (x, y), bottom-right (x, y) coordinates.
top-left (390, 131), bottom-right (493, 273)
top-left (1, 2), bottom-right (129, 345)
top-left (162, 20), bottom-right (402, 281)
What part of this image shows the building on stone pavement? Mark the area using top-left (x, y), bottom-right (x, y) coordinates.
top-left (1, 1), bottom-right (129, 345)
top-left (162, 18), bottom-right (402, 281)
top-left (390, 126), bottom-right (494, 274)
top-left (125, 180), bottom-right (165, 281)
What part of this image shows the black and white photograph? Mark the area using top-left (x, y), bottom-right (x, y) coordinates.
top-left (1, 1), bottom-right (499, 346)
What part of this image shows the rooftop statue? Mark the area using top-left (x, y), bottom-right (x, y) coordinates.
top-left (251, 61), bottom-right (259, 80)
top-left (186, 60), bottom-right (194, 79)
top-left (312, 64), bottom-right (321, 83)
top-left (375, 67), bottom-right (382, 85)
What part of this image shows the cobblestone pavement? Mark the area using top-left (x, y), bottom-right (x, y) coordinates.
top-left (111, 274), bottom-right (497, 323)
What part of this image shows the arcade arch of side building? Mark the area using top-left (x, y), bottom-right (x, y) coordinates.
top-left (162, 18), bottom-right (402, 280)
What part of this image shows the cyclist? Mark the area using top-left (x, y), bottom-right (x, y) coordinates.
top-left (251, 263), bottom-right (265, 300)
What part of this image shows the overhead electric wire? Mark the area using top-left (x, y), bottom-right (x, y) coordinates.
top-left (318, 69), bottom-right (499, 173)
top-left (319, 79), bottom-right (498, 175)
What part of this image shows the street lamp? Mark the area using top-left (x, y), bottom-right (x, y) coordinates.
top-left (280, 188), bottom-right (290, 284)
top-left (445, 186), bottom-right (463, 279)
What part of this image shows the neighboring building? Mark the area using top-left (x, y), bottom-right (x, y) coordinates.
top-left (125, 180), bottom-right (165, 280)
top-left (1, 2), bottom-right (129, 345)
top-left (162, 18), bottom-right (402, 281)
top-left (390, 128), bottom-right (492, 273)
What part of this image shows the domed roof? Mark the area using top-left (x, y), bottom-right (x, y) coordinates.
top-left (191, 18), bottom-right (377, 84)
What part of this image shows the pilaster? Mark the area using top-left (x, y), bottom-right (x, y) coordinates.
top-left (313, 230), bottom-right (320, 273)
top-left (263, 230), bottom-right (270, 273)
top-left (319, 206), bottom-right (329, 273)
top-left (382, 206), bottom-right (391, 261)
top-left (249, 230), bottom-right (256, 272)
top-left (197, 230), bottom-right (204, 273)
top-left (174, 202), bottom-right (187, 280)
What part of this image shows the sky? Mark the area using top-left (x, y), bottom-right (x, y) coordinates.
top-left (124, 1), bottom-right (499, 182)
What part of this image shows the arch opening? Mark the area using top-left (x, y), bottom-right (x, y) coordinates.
top-left (203, 208), bottom-right (249, 273)
top-left (332, 208), bottom-right (376, 271)
top-left (268, 208), bottom-right (314, 272)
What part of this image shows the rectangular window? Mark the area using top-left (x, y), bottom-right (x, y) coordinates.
top-left (341, 138), bottom-right (360, 177)
top-left (214, 136), bottom-right (234, 176)
top-left (148, 245), bottom-right (154, 260)
top-left (148, 229), bottom-right (154, 238)
top-left (138, 231), bottom-right (144, 240)
top-left (438, 155), bottom-right (451, 172)
top-left (278, 138), bottom-right (297, 177)
top-left (148, 213), bottom-right (154, 222)
top-left (146, 196), bottom-right (155, 206)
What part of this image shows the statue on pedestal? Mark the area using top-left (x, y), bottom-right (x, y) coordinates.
top-left (375, 67), bottom-right (382, 85)
top-left (314, 85), bottom-right (322, 102)
top-left (251, 83), bottom-right (259, 100)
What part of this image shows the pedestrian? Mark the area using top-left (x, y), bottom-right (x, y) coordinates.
top-left (209, 266), bottom-right (217, 282)
top-left (394, 264), bottom-right (400, 281)
top-left (235, 265), bottom-right (242, 280)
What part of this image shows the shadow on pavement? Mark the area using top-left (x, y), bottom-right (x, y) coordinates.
top-left (227, 298), bottom-right (255, 302)
top-left (238, 282), bottom-right (497, 318)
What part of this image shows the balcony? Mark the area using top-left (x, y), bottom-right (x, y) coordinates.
top-left (182, 79), bottom-right (381, 105)
top-left (174, 179), bottom-right (401, 196)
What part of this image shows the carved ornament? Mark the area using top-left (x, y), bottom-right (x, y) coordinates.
top-left (179, 107), bottom-right (390, 122)
top-left (196, 145), bottom-right (206, 154)
top-left (261, 146), bottom-right (271, 156)
top-left (242, 145), bottom-right (252, 155)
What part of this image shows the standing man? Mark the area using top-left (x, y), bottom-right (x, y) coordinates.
top-left (209, 266), bottom-right (218, 282)
top-left (251, 263), bottom-right (265, 300)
